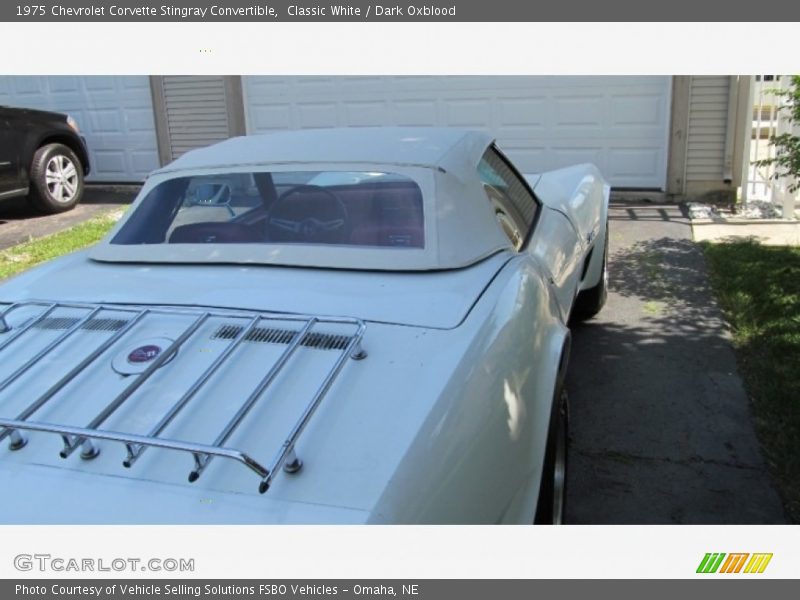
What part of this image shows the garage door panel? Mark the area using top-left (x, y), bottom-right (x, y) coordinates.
top-left (296, 103), bottom-right (339, 128)
top-left (338, 77), bottom-right (387, 93)
top-left (130, 151), bottom-right (159, 173)
top-left (91, 150), bottom-right (128, 179)
top-left (496, 97), bottom-right (547, 128)
top-left (607, 148), bottom-right (662, 183)
top-left (443, 99), bottom-right (493, 128)
top-left (83, 76), bottom-right (117, 92)
top-left (126, 108), bottom-right (159, 133)
top-left (391, 76), bottom-right (451, 92)
top-left (46, 77), bottom-right (80, 94)
top-left (250, 104), bottom-right (292, 131)
top-left (345, 101), bottom-right (389, 126)
top-left (611, 94), bottom-right (666, 126)
top-left (9, 78), bottom-right (45, 95)
top-left (90, 109), bottom-right (125, 133)
top-left (243, 76), bottom-right (670, 189)
top-left (391, 100), bottom-right (438, 126)
top-left (246, 78), bottom-right (291, 98)
top-left (550, 147), bottom-right (605, 170)
top-left (493, 143), bottom-right (548, 173)
top-left (294, 78), bottom-right (341, 95)
top-left (0, 76), bottom-right (158, 182)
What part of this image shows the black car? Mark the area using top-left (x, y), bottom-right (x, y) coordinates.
top-left (0, 105), bottom-right (90, 213)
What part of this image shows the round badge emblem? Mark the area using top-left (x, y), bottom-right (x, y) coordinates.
top-left (127, 344), bottom-right (162, 364)
top-left (112, 337), bottom-right (176, 375)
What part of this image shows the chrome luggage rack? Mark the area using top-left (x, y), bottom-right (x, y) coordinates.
top-left (0, 300), bottom-right (366, 493)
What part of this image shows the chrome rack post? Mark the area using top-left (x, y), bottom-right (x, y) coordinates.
top-left (0, 306), bottom-right (102, 395)
top-left (8, 429), bottom-right (26, 451)
top-left (259, 321), bottom-right (366, 493)
top-left (188, 317), bottom-right (318, 483)
top-left (0, 418), bottom-right (271, 479)
top-left (0, 303), bottom-right (59, 353)
top-left (0, 309), bottom-right (150, 447)
top-left (0, 306), bottom-right (103, 449)
top-left (124, 314), bottom-right (262, 468)
top-left (60, 312), bottom-right (211, 460)
top-left (0, 303), bottom-right (21, 333)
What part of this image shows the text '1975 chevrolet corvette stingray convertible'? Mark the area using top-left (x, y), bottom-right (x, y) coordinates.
top-left (0, 127), bottom-right (609, 524)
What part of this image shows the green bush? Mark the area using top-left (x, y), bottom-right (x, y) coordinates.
top-left (756, 75), bottom-right (800, 193)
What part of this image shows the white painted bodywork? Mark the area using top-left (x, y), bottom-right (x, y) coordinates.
top-left (528, 164), bottom-right (611, 316)
top-left (0, 128), bottom-right (609, 524)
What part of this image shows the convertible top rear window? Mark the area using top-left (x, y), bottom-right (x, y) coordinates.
top-left (111, 171), bottom-right (424, 249)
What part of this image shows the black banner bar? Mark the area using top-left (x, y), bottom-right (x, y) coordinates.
top-left (4, 580), bottom-right (800, 600)
top-left (3, 0), bottom-right (800, 22)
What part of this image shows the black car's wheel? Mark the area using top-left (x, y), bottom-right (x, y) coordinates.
top-left (572, 221), bottom-right (608, 320)
top-left (28, 143), bottom-right (84, 213)
top-left (534, 384), bottom-right (569, 525)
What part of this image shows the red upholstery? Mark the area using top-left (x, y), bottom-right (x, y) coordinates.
top-left (339, 183), bottom-right (424, 247)
top-left (349, 225), bottom-right (424, 247)
top-left (166, 182), bottom-right (424, 247)
top-left (169, 222), bottom-right (263, 244)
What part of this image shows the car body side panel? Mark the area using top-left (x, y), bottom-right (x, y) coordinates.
top-left (530, 163), bottom-right (609, 244)
top-left (0, 107), bottom-right (25, 193)
top-left (527, 207), bottom-right (584, 321)
top-left (527, 163), bottom-right (610, 295)
top-left (368, 255), bottom-right (568, 523)
top-left (580, 206), bottom-right (609, 291)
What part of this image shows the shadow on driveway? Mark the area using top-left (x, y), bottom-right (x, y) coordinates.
top-left (566, 202), bottom-right (787, 523)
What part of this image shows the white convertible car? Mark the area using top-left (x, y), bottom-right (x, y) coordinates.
top-left (0, 128), bottom-right (609, 524)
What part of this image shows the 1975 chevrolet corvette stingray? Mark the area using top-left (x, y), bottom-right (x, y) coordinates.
top-left (0, 128), bottom-right (609, 524)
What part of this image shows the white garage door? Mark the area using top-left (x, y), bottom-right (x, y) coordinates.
top-left (0, 76), bottom-right (159, 182)
top-left (243, 76), bottom-right (671, 189)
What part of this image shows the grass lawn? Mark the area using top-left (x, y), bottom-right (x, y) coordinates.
top-left (703, 239), bottom-right (800, 522)
top-left (0, 211), bottom-right (121, 281)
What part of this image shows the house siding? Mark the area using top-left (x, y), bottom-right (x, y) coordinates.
top-left (685, 76), bottom-right (735, 198)
top-left (162, 76), bottom-right (231, 160)
top-left (150, 76), bottom-right (246, 165)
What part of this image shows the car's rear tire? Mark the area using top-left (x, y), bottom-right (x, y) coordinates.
top-left (572, 222), bottom-right (608, 320)
top-left (534, 384), bottom-right (569, 525)
top-left (28, 143), bottom-right (84, 214)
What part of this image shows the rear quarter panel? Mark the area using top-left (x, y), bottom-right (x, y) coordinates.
top-left (527, 164), bottom-right (611, 300)
top-left (527, 207), bottom-right (584, 320)
top-left (532, 163), bottom-right (610, 246)
top-left (368, 255), bottom-right (569, 523)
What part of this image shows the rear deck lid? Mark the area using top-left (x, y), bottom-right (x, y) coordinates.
top-left (0, 250), bottom-right (512, 329)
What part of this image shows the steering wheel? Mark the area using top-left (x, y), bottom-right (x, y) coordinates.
top-left (265, 184), bottom-right (350, 244)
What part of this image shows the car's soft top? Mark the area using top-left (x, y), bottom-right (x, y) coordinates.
top-left (152, 126), bottom-right (483, 173)
top-left (89, 127), bottom-right (514, 271)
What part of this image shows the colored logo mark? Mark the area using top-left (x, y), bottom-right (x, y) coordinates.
top-left (128, 344), bottom-right (162, 364)
top-left (696, 553), bottom-right (773, 574)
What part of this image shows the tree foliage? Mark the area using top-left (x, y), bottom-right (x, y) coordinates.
top-left (756, 75), bottom-right (800, 193)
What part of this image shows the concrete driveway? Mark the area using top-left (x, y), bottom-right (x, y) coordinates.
top-left (566, 200), bottom-right (787, 524)
top-left (0, 186), bottom-right (137, 251)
